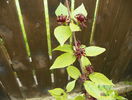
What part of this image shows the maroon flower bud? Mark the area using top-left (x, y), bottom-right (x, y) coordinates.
top-left (57, 14), bottom-right (70, 25)
top-left (74, 48), bottom-right (86, 59)
top-left (76, 41), bottom-right (81, 48)
top-left (79, 74), bottom-right (87, 83)
top-left (75, 14), bottom-right (86, 22)
top-left (86, 66), bottom-right (94, 74)
top-left (75, 14), bottom-right (87, 27)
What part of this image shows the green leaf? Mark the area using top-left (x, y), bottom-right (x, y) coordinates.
top-left (66, 80), bottom-right (76, 92)
top-left (74, 95), bottom-right (85, 100)
top-left (73, 3), bottom-right (88, 17)
top-left (50, 53), bottom-right (76, 69)
top-left (70, 23), bottom-right (81, 32)
top-left (85, 46), bottom-right (106, 57)
top-left (115, 96), bottom-right (128, 100)
top-left (54, 26), bottom-right (72, 46)
top-left (84, 81), bottom-right (101, 98)
top-left (48, 88), bottom-right (66, 97)
top-left (81, 56), bottom-right (91, 67)
top-left (98, 96), bottom-right (114, 100)
top-left (89, 72), bottom-right (114, 86)
top-left (67, 66), bottom-right (81, 80)
top-left (53, 44), bottom-right (73, 53)
top-left (55, 3), bottom-right (68, 16)
top-left (80, 45), bottom-right (86, 48)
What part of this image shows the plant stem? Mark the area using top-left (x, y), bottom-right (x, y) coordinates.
top-left (65, 0), bottom-right (84, 74)
top-left (65, 0), bottom-right (71, 18)
top-left (65, 0), bottom-right (88, 99)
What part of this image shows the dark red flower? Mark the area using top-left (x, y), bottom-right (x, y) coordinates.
top-left (74, 47), bottom-right (86, 59)
top-left (75, 14), bottom-right (87, 27)
top-left (57, 14), bottom-right (70, 25)
top-left (79, 74), bottom-right (88, 83)
top-left (74, 41), bottom-right (81, 48)
top-left (86, 66), bottom-right (94, 74)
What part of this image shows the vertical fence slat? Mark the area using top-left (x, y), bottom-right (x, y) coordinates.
top-left (0, 0), bottom-right (37, 98)
top-left (90, 0), bottom-right (132, 81)
top-left (0, 82), bottom-right (11, 100)
top-left (0, 44), bottom-right (23, 99)
top-left (18, 0), bottom-right (52, 94)
top-left (110, 0), bottom-right (132, 81)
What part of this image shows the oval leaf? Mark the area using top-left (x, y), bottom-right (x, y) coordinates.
top-left (53, 44), bottom-right (73, 53)
top-left (85, 46), bottom-right (106, 57)
top-left (50, 53), bottom-right (76, 69)
top-left (74, 96), bottom-right (85, 100)
top-left (55, 3), bottom-right (68, 16)
top-left (73, 3), bottom-right (88, 17)
top-left (54, 26), bottom-right (72, 46)
top-left (81, 56), bottom-right (91, 67)
top-left (84, 81), bottom-right (101, 98)
top-left (70, 23), bottom-right (81, 32)
top-left (66, 80), bottom-right (76, 92)
top-left (89, 72), bottom-right (114, 86)
top-left (48, 88), bottom-right (65, 97)
top-left (98, 96), bottom-right (114, 100)
top-left (67, 66), bottom-right (81, 80)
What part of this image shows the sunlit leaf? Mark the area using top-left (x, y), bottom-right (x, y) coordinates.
top-left (115, 96), bottom-right (128, 100)
top-left (70, 23), bottom-right (81, 32)
top-left (53, 44), bottom-right (73, 53)
top-left (85, 46), bottom-right (106, 57)
top-left (73, 3), bottom-right (88, 17)
top-left (49, 88), bottom-right (67, 100)
top-left (48, 88), bottom-right (66, 97)
top-left (54, 26), bottom-right (72, 46)
top-left (74, 95), bottom-right (85, 100)
top-left (55, 3), bottom-right (68, 16)
top-left (50, 53), bottom-right (76, 69)
top-left (98, 96), bottom-right (114, 100)
top-left (67, 66), bottom-right (81, 80)
top-left (84, 81), bottom-right (101, 98)
top-left (89, 72), bottom-right (114, 86)
top-left (66, 80), bottom-right (76, 92)
top-left (81, 56), bottom-right (91, 67)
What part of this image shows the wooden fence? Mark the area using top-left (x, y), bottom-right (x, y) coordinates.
top-left (0, 0), bottom-right (132, 99)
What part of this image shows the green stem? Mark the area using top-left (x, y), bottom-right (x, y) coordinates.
top-left (43, 0), bottom-right (52, 59)
top-left (66, 0), bottom-right (84, 74)
top-left (15, 0), bottom-right (31, 57)
top-left (89, 0), bottom-right (100, 45)
top-left (71, 0), bottom-right (75, 13)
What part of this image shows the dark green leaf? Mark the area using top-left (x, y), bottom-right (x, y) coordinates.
top-left (50, 53), bottom-right (76, 69)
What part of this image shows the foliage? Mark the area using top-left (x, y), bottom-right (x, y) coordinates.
top-left (48, 0), bottom-right (127, 100)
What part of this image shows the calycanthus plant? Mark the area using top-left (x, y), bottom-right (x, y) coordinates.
top-left (48, 0), bottom-right (127, 100)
